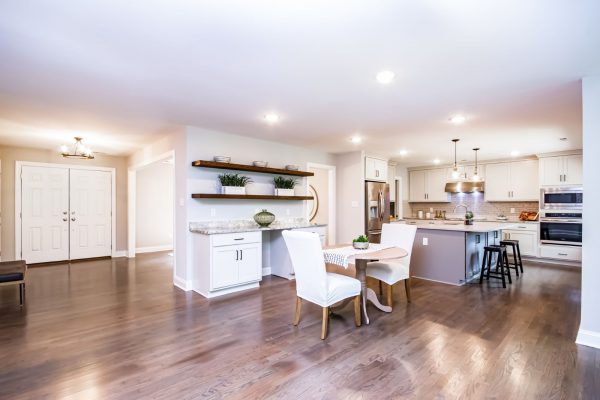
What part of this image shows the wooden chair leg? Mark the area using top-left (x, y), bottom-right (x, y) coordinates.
top-left (404, 278), bottom-right (412, 303)
top-left (354, 295), bottom-right (361, 327)
top-left (386, 284), bottom-right (393, 307)
top-left (293, 297), bottom-right (302, 326)
top-left (19, 283), bottom-right (23, 306)
top-left (321, 307), bottom-right (329, 340)
top-left (379, 280), bottom-right (383, 296)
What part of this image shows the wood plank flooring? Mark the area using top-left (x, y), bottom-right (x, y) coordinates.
top-left (0, 253), bottom-right (598, 399)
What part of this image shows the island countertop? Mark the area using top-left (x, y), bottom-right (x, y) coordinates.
top-left (402, 220), bottom-right (515, 233)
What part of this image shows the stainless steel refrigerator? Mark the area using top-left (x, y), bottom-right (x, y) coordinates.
top-left (365, 181), bottom-right (390, 243)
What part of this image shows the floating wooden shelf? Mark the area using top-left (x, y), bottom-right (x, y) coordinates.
top-left (191, 194), bottom-right (314, 201)
top-left (191, 160), bottom-right (314, 177)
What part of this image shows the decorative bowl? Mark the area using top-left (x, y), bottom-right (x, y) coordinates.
top-left (285, 164), bottom-right (299, 171)
top-left (214, 156), bottom-right (231, 163)
top-left (253, 161), bottom-right (268, 167)
top-left (353, 241), bottom-right (370, 250)
top-left (254, 209), bottom-right (275, 227)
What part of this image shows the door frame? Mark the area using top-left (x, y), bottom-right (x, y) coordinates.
top-left (15, 161), bottom-right (117, 260)
top-left (127, 150), bottom-right (175, 258)
top-left (306, 162), bottom-right (336, 245)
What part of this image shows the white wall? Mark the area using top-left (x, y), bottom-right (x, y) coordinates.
top-left (136, 161), bottom-right (173, 252)
top-left (186, 126), bottom-right (335, 222)
top-left (577, 76), bottom-right (600, 349)
top-left (335, 151), bottom-right (365, 243)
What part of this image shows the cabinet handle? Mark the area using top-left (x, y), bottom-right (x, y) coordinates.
top-left (240, 249), bottom-right (243, 260)
top-left (234, 238), bottom-right (244, 241)
top-left (476, 234), bottom-right (480, 244)
top-left (235, 250), bottom-right (239, 261)
top-left (558, 253), bottom-right (568, 256)
top-left (564, 174), bottom-right (567, 182)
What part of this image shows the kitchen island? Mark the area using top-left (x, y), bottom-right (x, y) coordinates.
top-left (398, 220), bottom-right (515, 285)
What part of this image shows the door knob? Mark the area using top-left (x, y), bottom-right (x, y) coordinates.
top-left (63, 211), bottom-right (68, 215)
top-left (71, 217), bottom-right (76, 221)
top-left (63, 218), bottom-right (68, 222)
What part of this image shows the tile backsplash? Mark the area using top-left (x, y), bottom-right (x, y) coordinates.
top-left (407, 193), bottom-right (538, 220)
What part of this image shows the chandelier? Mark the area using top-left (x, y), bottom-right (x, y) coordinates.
top-left (61, 137), bottom-right (94, 159)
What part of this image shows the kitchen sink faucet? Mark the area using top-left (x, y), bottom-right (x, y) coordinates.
top-left (453, 203), bottom-right (470, 217)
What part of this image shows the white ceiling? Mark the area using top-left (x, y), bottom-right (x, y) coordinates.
top-left (0, 1), bottom-right (598, 162)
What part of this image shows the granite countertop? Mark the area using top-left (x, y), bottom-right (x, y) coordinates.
top-left (190, 219), bottom-right (327, 235)
top-left (404, 220), bottom-right (518, 232)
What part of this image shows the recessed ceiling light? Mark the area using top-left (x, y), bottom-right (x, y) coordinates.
top-left (399, 149), bottom-right (408, 156)
top-left (263, 113), bottom-right (280, 124)
top-left (376, 70), bottom-right (395, 84)
top-left (433, 159), bottom-right (441, 164)
top-left (510, 150), bottom-right (520, 157)
top-left (351, 136), bottom-right (362, 144)
top-left (449, 115), bottom-right (466, 124)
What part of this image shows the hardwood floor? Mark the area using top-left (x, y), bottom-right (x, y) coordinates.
top-left (0, 253), bottom-right (598, 399)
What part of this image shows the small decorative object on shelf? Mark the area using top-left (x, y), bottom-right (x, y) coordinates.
top-left (352, 235), bottom-right (370, 250)
top-left (273, 176), bottom-right (297, 196)
top-left (252, 161), bottom-right (268, 167)
top-left (218, 173), bottom-right (252, 195)
top-left (213, 156), bottom-right (231, 163)
top-left (465, 211), bottom-right (474, 225)
top-left (253, 209), bottom-right (276, 227)
top-left (285, 164), bottom-right (299, 171)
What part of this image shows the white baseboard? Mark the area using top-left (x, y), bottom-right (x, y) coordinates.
top-left (173, 275), bottom-right (191, 291)
top-left (112, 250), bottom-right (128, 258)
top-left (136, 245), bottom-right (173, 254)
top-left (262, 267), bottom-right (272, 276)
top-left (576, 329), bottom-right (600, 349)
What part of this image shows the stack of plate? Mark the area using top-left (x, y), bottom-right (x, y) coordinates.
top-left (285, 164), bottom-right (299, 171)
top-left (214, 156), bottom-right (231, 163)
top-left (253, 161), bottom-right (268, 167)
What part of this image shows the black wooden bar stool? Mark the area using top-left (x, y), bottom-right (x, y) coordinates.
top-left (479, 245), bottom-right (512, 288)
top-left (500, 239), bottom-right (523, 275)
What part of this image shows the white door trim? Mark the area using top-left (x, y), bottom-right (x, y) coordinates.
top-left (306, 162), bottom-right (337, 245)
top-left (127, 150), bottom-right (175, 259)
top-left (15, 161), bottom-right (117, 260)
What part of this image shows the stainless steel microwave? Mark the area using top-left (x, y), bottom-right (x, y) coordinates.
top-left (540, 187), bottom-right (583, 210)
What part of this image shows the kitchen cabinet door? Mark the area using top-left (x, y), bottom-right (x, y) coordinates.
top-left (484, 163), bottom-right (511, 201)
top-left (564, 154), bottom-right (583, 185)
top-left (409, 170), bottom-right (427, 202)
top-left (212, 247), bottom-right (239, 289)
top-left (237, 243), bottom-right (262, 283)
top-left (510, 160), bottom-right (539, 201)
top-left (504, 230), bottom-right (538, 257)
top-left (426, 168), bottom-right (450, 202)
top-left (539, 156), bottom-right (564, 186)
top-left (365, 157), bottom-right (387, 182)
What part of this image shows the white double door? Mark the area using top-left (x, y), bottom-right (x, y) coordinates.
top-left (21, 166), bottom-right (112, 263)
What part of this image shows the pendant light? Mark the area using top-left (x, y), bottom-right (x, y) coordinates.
top-left (60, 137), bottom-right (94, 160)
top-left (472, 148), bottom-right (480, 181)
top-left (451, 139), bottom-right (460, 179)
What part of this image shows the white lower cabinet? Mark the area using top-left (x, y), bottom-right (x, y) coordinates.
top-left (539, 245), bottom-right (582, 262)
top-left (193, 231), bottom-right (262, 297)
top-left (502, 224), bottom-right (538, 257)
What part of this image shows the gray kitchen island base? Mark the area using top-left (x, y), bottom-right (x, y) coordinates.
top-left (410, 227), bottom-right (502, 285)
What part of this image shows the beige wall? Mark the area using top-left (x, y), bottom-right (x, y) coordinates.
top-left (0, 145), bottom-right (128, 261)
top-left (136, 161), bottom-right (173, 250)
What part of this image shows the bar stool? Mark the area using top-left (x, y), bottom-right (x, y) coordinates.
top-left (479, 245), bottom-right (512, 288)
top-left (500, 239), bottom-right (523, 275)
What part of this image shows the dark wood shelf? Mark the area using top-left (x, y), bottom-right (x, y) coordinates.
top-left (191, 160), bottom-right (314, 177)
top-left (191, 194), bottom-right (314, 201)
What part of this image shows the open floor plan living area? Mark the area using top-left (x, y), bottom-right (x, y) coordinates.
top-left (1, 2), bottom-right (599, 399)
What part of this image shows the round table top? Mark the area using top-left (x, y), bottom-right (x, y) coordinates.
top-left (325, 244), bottom-right (408, 262)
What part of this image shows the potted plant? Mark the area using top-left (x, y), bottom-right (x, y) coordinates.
top-left (218, 173), bottom-right (252, 195)
top-left (352, 235), bottom-right (370, 250)
top-left (465, 211), bottom-right (474, 225)
top-left (273, 176), bottom-right (297, 196)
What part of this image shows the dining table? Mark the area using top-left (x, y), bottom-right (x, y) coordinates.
top-left (323, 244), bottom-right (408, 325)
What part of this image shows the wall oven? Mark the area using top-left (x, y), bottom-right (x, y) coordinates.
top-left (539, 211), bottom-right (582, 246)
top-left (540, 187), bottom-right (583, 210)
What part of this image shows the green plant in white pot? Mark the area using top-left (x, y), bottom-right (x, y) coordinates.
top-left (218, 173), bottom-right (252, 195)
top-left (273, 176), bottom-right (297, 196)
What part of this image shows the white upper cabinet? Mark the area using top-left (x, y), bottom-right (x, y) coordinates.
top-left (365, 156), bottom-right (388, 182)
top-left (409, 168), bottom-right (450, 202)
top-left (388, 163), bottom-right (397, 202)
top-left (485, 160), bottom-right (538, 202)
top-left (539, 154), bottom-right (582, 186)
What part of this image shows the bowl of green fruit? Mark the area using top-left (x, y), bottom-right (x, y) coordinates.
top-left (352, 235), bottom-right (370, 250)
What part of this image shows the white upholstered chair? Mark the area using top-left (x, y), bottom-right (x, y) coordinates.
top-left (367, 223), bottom-right (417, 308)
top-left (282, 230), bottom-right (361, 339)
